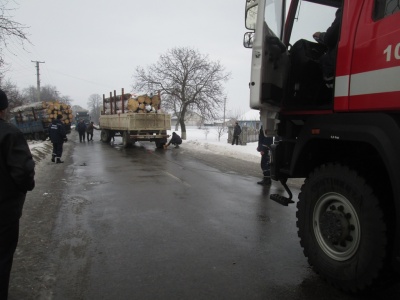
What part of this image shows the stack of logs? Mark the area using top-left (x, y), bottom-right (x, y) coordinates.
top-left (10, 101), bottom-right (73, 126)
top-left (103, 93), bottom-right (161, 115)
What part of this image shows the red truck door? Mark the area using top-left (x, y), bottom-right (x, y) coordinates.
top-left (339, 1), bottom-right (400, 111)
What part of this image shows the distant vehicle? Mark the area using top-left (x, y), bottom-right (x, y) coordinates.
top-left (75, 111), bottom-right (90, 127)
top-left (10, 101), bottom-right (72, 140)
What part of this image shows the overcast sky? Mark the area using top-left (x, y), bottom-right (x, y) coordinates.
top-left (4, 0), bottom-right (335, 113)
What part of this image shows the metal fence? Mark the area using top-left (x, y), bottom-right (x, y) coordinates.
top-left (227, 126), bottom-right (258, 145)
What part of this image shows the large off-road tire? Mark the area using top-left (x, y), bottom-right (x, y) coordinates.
top-left (101, 130), bottom-right (111, 143)
top-left (297, 163), bottom-right (388, 293)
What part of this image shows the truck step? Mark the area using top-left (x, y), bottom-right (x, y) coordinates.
top-left (270, 178), bottom-right (295, 206)
top-left (270, 194), bottom-right (295, 206)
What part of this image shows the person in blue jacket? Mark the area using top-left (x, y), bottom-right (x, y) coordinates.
top-left (257, 126), bottom-right (274, 185)
top-left (49, 115), bottom-right (67, 163)
top-left (0, 89), bottom-right (35, 299)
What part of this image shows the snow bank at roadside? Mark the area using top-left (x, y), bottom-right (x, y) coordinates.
top-left (183, 139), bottom-right (260, 163)
top-left (28, 140), bottom-right (53, 163)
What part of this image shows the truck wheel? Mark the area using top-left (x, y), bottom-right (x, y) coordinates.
top-left (297, 163), bottom-right (388, 292)
top-left (101, 130), bottom-right (111, 143)
top-left (155, 141), bottom-right (165, 149)
top-left (122, 131), bottom-right (131, 148)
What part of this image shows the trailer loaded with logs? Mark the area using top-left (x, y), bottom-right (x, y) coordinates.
top-left (99, 89), bottom-right (171, 148)
top-left (10, 101), bottom-right (72, 140)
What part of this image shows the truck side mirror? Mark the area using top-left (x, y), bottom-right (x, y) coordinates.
top-left (243, 32), bottom-right (254, 48)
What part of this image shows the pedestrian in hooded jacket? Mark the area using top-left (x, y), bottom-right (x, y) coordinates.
top-left (49, 115), bottom-right (67, 163)
top-left (0, 89), bottom-right (35, 300)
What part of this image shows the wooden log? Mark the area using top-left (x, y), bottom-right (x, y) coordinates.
top-left (144, 95), bottom-right (152, 104)
top-left (151, 94), bottom-right (160, 107)
top-left (127, 98), bottom-right (139, 112)
top-left (137, 95), bottom-right (146, 103)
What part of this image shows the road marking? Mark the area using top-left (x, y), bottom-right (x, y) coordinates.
top-left (162, 171), bottom-right (191, 187)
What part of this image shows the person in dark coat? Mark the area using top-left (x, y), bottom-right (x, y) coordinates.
top-left (49, 115), bottom-right (67, 163)
top-left (77, 120), bottom-right (87, 142)
top-left (231, 122), bottom-right (242, 145)
top-left (313, 8), bottom-right (342, 86)
top-left (86, 121), bottom-right (94, 141)
top-left (164, 132), bottom-right (182, 149)
top-left (0, 89), bottom-right (35, 299)
top-left (257, 126), bottom-right (274, 185)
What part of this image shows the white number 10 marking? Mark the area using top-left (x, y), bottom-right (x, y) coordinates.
top-left (384, 43), bottom-right (400, 62)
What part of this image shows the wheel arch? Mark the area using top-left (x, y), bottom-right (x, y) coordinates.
top-left (290, 113), bottom-right (400, 272)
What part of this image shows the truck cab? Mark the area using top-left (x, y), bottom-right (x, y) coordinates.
top-left (244, 0), bottom-right (400, 292)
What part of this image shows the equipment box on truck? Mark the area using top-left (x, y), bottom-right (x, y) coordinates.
top-left (99, 89), bottom-right (171, 148)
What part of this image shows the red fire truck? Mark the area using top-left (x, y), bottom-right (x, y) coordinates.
top-left (244, 0), bottom-right (400, 292)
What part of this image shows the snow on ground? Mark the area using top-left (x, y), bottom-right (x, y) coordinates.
top-left (176, 127), bottom-right (260, 164)
top-left (27, 126), bottom-right (261, 165)
top-left (28, 140), bottom-right (53, 163)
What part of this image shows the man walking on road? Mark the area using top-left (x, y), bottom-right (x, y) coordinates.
top-left (0, 89), bottom-right (35, 300)
top-left (49, 114), bottom-right (68, 163)
top-left (77, 120), bottom-right (87, 143)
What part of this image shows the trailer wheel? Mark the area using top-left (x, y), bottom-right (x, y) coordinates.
top-left (155, 140), bottom-right (165, 149)
top-left (297, 163), bottom-right (388, 292)
top-left (101, 130), bottom-right (111, 143)
top-left (122, 131), bottom-right (132, 148)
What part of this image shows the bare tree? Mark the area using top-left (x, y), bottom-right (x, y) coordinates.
top-left (21, 86), bottom-right (37, 103)
top-left (0, 1), bottom-right (30, 71)
top-left (215, 125), bottom-right (226, 142)
top-left (22, 85), bottom-right (72, 105)
top-left (40, 85), bottom-right (60, 101)
top-left (0, 79), bottom-right (24, 114)
top-left (133, 47), bottom-right (230, 139)
top-left (59, 95), bottom-right (72, 106)
top-left (87, 94), bottom-right (102, 124)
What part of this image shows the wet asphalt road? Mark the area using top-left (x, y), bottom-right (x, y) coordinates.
top-left (9, 131), bottom-right (400, 299)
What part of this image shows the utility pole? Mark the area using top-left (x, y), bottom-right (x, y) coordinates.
top-left (31, 60), bottom-right (45, 102)
top-left (223, 96), bottom-right (226, 130)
